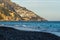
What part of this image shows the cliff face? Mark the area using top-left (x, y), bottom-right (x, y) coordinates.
top-left (0, 0), bottom-right (47, 21)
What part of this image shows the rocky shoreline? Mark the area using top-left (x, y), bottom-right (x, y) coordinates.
top-left (0, 26), bottom-right (60, 40)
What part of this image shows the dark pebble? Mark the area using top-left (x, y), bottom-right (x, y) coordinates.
top-left (0, 26), bottom-right (60, 40)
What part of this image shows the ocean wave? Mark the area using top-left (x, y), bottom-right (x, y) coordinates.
top-left (0, 24), bottom-right (60, 32)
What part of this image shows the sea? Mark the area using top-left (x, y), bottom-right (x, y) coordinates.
top-left (0, 21), bottom-right (60, 36)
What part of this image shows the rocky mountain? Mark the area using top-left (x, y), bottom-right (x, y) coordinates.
top-left (0, 0), bottom-right (47, 21)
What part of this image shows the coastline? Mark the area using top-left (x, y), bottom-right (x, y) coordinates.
top-left (0, 26), bottom-right (60, 40)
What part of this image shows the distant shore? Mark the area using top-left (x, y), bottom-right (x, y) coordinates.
top-left (0, 19), bottom-right (48, 22)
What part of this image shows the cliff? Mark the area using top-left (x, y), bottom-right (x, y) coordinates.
top-left (0, 0), bottom-right (47, 21)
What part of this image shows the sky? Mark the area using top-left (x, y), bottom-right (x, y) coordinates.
top-left (11, 0), bottom-right (60, 21)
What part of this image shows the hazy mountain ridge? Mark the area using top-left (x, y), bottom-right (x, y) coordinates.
top-left (0, 0), bottom-right (47, 21)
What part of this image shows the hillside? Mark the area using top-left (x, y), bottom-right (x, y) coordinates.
top-left (0, 0), bottom-right (47, 21)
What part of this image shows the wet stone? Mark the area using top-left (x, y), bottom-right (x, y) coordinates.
top-left (0, 26), bottom-right (60, 40)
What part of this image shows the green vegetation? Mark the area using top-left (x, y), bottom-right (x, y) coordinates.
top-left (0, 6), bottom-right (11, 16)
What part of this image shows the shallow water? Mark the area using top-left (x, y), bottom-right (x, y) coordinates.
top-left (0, 21), bottom-right (60, 36)
top-left (0, 21), bottom-right (60, 32)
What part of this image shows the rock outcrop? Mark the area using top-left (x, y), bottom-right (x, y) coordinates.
top-left (0, 0), bottom-right (47, 21)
